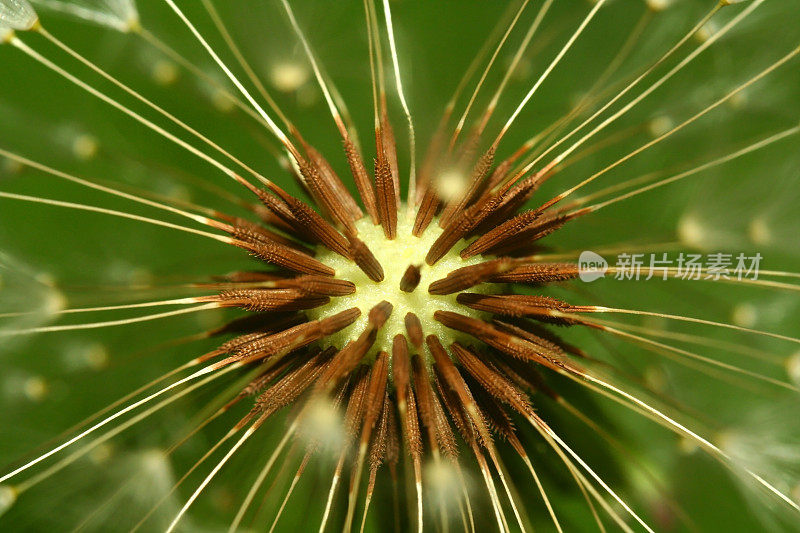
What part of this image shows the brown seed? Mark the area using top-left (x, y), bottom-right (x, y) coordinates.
top-left (460, 209), bottom-right (542, 258)
top-left (379, 110), bottom-right (401, 208)
top-left (374, 151), bottom-right (397, 239)
top-left (280, 275), bottom-right (356, 297)
top-left (230, 307), bottom-right (360, 365)
top-left (428, 258), bottom-right (515, 295)
top-left (402, 387), bottom-right (424, 458)
top-left (487, 263), bottom-right (580, 284)
top-left (274, 190), bottom-right (352, 258)
top-left (296, 154), bottom-right (357, 234)
top-left (425, 190), bottom-right (508, 265)
top-left (456, 293), bottom-right (581, 319)
top-left (317, 302), bottom-right (393, 388)
top-left (359, 351), bottom-right (390, 447)
top-left (368, 392), bottom-right (392, 475)
top-left (450, 342), bottom-right (533, 417)
top-left (348, 234), bottom-right (385, 282)
top-left (433, 369), bottom-right (476, 449)
top-left (470, 384), bottom-right (525, 456)
top-left (210, 288), bottom-right (329, 312)
top-left (412, 353), bottom-right (458, 457)
top-left (392, 335), bottom-right (411, 403)
top-left (399, 264), bottom-right (422, 293)
top-left (304, 142), bottom-right (363, 221)
top-left (412, 187), bottom-right (440, 237)
top-left (439, 147), bottom-right (495, 227)
top-left (234, 238), bottom-right (334, 276)
top-left (342, 367), bottom-right (371, 440)
top-left (434, 311), bottom-right (568, 373)
top-left (404, 313), bottom-right (424, 349)
top-left (344, 138), bottom-right (379, 224)
top-left (253, 348), bottom-right (331, 416)
top-left (224, 216), bottom-right (314, 255)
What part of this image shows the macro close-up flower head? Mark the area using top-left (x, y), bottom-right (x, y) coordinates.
top-left (1, 0), bottom-right (800, 531)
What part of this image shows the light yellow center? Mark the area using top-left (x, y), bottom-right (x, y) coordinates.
top-left (306, 208), bottom-right (490, 359)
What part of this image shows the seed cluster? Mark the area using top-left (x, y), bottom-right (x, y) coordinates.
top-left (197, 100), bottom-right (599, 526)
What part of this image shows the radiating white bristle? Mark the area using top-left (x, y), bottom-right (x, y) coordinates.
top-left (0, 0), bottom-right (37, 30)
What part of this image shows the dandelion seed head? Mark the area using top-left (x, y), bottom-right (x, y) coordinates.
top-left (0, 254), bottom-right (64, 343)
top-left (644, 365), bottom-right (668, 392)
top-left (678, 435), bottom-right (700, 455)
top-left (103, 260), bottom-right (151, 286)
top-left (2, 1), bottom-right (799, 529)
top-left (718, 399), bottom-right (800, 524)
